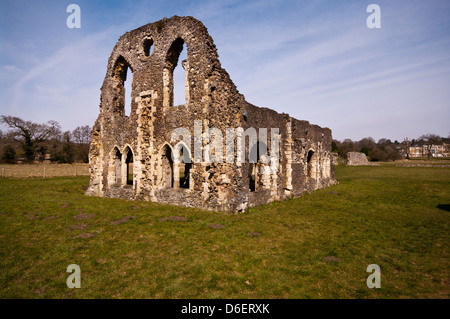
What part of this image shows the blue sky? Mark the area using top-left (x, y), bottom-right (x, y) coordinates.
top-left (1, 0), bottom-right (449, 141)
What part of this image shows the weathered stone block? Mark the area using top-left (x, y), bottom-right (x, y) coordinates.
top-left (346, 152), bottom-right (369, 165)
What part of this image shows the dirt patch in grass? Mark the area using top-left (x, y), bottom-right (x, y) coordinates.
top-left (159, 216), bottom-right (188, 222)
top-left (25, 212), bottom-right (41, 219)
top-left (73, 233), bottom-right (97, 239)
top-left (66, 224), bottom-right (89, 231)
top-left (110, 216), bottom-right (136, 225)
top-left (74, 213), bottom-right (96, 220)
top-left (324, 256), bottom-right (342, 263)
top-left (247, 232), bottom-right (262, 237)
top-left (208, 224), bottom-right (225, 229)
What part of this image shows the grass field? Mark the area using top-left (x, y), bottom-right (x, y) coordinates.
top-left (0, 165), bottom-right (449, 298)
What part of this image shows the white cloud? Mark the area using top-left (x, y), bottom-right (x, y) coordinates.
top-left (1, 27), bottom-right (121, 130)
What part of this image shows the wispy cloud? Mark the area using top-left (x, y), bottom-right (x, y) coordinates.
top-left (1, 0), bottom-right (449, 141)
top-left (2, 26), bottom-right (120, 130)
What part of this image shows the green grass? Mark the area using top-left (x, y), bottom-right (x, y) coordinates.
top-left (0, 165), bottom-right (449, 298)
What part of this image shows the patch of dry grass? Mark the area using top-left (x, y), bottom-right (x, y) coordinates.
top-left (0, 164), bottom-right (89, 178)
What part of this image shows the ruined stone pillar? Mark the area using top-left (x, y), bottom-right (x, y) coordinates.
top-left (284, 118), bottom-right (293, 195)
top-left (173, 161), bottom-right (180, 188)
top-left (163, 68), bottom-right (171, 112)
top-left (182, 60), bottom-right (190, 106)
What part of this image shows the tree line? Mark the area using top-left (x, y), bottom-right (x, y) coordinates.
top-left (1, 115), bottom-right (448, 164)
top-left (0, 115), bottom-right (91, 164)
top-left (332, 133), bottom-right (450, 161)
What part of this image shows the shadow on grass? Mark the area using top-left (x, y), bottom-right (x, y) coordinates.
top-left (436, 204), bottom-right (450, 212)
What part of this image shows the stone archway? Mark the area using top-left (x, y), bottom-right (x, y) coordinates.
top-left (307, 149), bottom-right (317, 179)
top-left (124, 147), bottom-right (134, 186)
top-left (112, 56), bottom-right (133, 116)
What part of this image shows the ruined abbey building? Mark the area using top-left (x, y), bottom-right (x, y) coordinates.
top-left (86, 16), bottom-right (337, 212)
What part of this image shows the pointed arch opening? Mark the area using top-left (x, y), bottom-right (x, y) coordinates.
top-left (177, 143), bottom-right (192, 189)
top-left (113, 147), bottom-right (122, 184)
top-left (112, 56), bottom-right (133, 117)
top-left (124, 147), bottom-right (134, 186)
top-left (307, 150), bottom-right (317, 179)
top-left (248, 141), bottom-right (267, 192)
top-left (143, 38), bottom-right (154, 57)
top-left (163, 38), bottom-right (189, 109)
top-left (173, 42), bottom-right (188, 106)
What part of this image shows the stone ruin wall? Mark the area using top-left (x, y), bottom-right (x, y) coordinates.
top-left (86, 16), bottom-right (337, 212)
top-left (346, 152), bottom-right (369, 165)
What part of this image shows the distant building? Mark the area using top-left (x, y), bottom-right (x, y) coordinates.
top-left (406, 143), bottom-right (449, 158)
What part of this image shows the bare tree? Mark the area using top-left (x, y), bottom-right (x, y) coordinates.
top-left (338, 139), bottom-right (356, 157)
top-left (72, 125), bottom-right (91, 145)
top-left (71, 125), bottom-right (91, 163)
top-left (404, 137), bottom-right (410, 159)
top-left (0, 115), bottom-right (61, 162)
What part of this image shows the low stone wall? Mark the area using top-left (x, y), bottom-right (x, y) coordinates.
top-left (331, 153), bottom-right (339, 166)
top-left (346, 152), bottom-right (369, 165)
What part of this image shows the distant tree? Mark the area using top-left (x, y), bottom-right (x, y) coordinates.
top-left (417, 134), bottom-right (442, 160)
top-left (339, 139), bottom-right (355, 157)
top-left (443, 134), bottom-right (450, 144)
top-left (62, 132), bottom-right (75, 163)
top-left (404, 137), bottom-right (410, 159)
top-left (71, 125), bottom-right (91, 163)
top-left (360, 146), bottom-right (369, 156)
top-left (52, 131), bottom-right (75, 163)
top-left (72, 125), bottom-right (91, 144)
top-left (368, 147), bottom-right (385, 161)
top-left (384, 145), bottom-right (402, 161)
top-left (358, 137), bottom-right (376, 149)
top-left (0, 115), bottom-right (61, 162)
top-left (355, 137), bottom-right (376, 157)
top-left (331, 140), bottom-right (339, 153)
top-left (1, 144), bottom-right (16, 163)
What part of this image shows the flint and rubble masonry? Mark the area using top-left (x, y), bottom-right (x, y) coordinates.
top-left (86, 16), bottom-right (336, 212)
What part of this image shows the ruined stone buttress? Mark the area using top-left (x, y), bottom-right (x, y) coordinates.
top-left (85, 16), bottom-right (337, 212)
